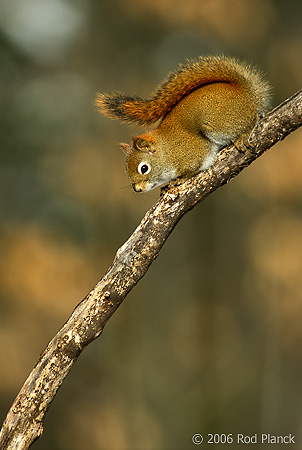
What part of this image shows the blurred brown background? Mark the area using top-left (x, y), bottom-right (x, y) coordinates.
top-left (0, 1), bottom-right (302, 449)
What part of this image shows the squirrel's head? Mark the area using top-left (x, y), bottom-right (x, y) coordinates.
top-left (120, 132), bottom-right (175, 192)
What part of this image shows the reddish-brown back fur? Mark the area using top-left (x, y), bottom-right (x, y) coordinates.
top-left (96, 56), bottom-right (270, 125)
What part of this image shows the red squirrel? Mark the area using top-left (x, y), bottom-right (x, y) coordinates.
top-left (97, 56), bottom-right (270, 192)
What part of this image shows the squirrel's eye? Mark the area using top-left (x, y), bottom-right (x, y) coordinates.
top-left (138, 162), bottom-right (151, 175)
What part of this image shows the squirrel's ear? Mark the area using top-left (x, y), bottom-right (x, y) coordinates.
top-left (133, 137), bottom-right (150, 150)
top-left (132, 135), bottom-right (156, 154)
top-left (120, 143), bottom-right (131, 155)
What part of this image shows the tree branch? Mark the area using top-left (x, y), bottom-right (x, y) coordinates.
top-left (1, 89), bottom-right (301, 449)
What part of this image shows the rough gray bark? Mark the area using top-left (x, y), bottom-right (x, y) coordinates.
top-left (0, 89), bottom-right (301, 449)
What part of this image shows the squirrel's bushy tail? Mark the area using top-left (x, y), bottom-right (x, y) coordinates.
top-left (96, 56), bottom-right (270, 126)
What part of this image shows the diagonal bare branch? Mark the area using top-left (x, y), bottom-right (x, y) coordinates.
top-left (0, 89), bottom-right (301, 449)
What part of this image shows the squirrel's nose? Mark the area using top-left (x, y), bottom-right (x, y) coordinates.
top-left (132, 184), bottom-right (142, 192)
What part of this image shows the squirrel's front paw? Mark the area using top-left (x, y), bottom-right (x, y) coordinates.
top-left (160, 177), bottom-right (187, 196)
